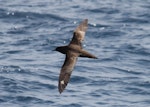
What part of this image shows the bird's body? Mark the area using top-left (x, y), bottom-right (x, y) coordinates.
top-left (55, 19), bottom-right (97, 93)
top-left (56, 45), bottom-right (97, 58)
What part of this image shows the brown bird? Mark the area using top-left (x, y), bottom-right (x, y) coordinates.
top-left (55, 19), bottom-right (97, 94)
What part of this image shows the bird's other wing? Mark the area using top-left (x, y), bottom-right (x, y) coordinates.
top-left (58, 51), bottom-right (79, 94)
top-left (69, 19), bottom-right (88, 48)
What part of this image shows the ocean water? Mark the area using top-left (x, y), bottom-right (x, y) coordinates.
top-left (0, 0), bottom-right (150, 107)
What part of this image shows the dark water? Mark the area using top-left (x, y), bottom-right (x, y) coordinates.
top-left (0, 0), bottom-right (150, 107)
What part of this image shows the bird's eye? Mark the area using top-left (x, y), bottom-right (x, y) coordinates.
top-left (74, 32), bottom-right (76, 35)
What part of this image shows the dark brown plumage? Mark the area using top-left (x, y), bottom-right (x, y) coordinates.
top-left (55, 19), bottom-right (97, 94)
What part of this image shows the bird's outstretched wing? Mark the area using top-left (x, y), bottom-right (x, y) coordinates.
top-left (58, 51), bottom-right (79, 93)
top-left (69, 19), bottom-right (88, 47)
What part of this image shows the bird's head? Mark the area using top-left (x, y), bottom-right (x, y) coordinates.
top-left (53, 46), bottom-right (68, 54)
top-left (53, 47), bottom-right (60, 52)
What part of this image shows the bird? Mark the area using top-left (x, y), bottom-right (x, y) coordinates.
top-left (54, 19), bottom-right (97, 94)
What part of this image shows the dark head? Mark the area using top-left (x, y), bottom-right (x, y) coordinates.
top-left (54, 46), bottom-right (68, 54)
top-left (54, 47), bottom-right (60, 52)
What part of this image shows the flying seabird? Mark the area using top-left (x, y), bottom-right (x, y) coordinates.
top-left (55, 19), bottom-right (97, 94)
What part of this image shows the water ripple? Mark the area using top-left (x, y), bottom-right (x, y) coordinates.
top-left (0, 0), bottom-right (150, 107)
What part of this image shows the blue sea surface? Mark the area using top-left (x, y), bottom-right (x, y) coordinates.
top-left (0, 0), bottom-right (150, 107)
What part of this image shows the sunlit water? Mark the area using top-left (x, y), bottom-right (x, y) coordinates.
top-left (0, 0), bottom-right (150, 107)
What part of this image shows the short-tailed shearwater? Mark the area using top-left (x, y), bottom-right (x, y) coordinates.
top-left (55, 19), bottom-right (97, 94)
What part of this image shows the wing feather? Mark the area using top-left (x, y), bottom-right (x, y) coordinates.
top-left (69, 19), bottom-right (88, 47)
top-left (58, 51), bottom-right (78, 93)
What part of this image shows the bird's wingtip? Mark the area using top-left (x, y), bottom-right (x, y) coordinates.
top-left (59, 91), bottom-right (62, 94)
top-left (83, 19), bottom-right (88, 23)
top-left (95, 56), bottom-right (98, 59)
top-left (84, 19), bottom-right (88, 21)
